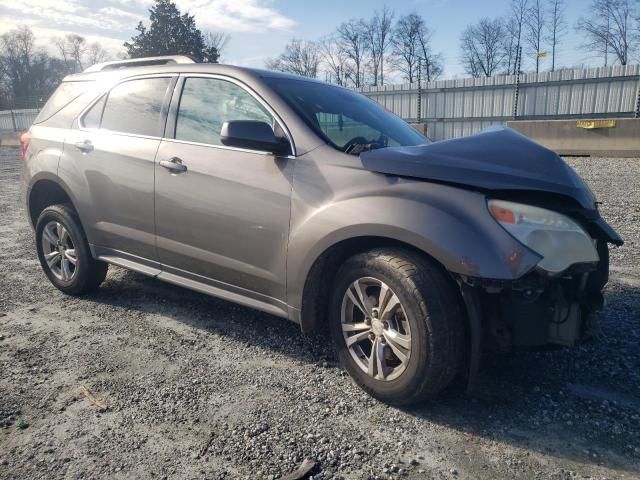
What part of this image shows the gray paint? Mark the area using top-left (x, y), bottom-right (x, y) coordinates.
top-left (361, 127), bottom-right (597, 210)
top-left (21, 63), bottom-right (619, 325)
top-left (285, 143), bottom-right (544, 310)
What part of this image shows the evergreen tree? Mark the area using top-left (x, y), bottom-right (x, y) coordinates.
top-left (124, 0), bottom-right (219, 63)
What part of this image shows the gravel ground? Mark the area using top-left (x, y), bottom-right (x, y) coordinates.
top-left (0, 146), bottom-right (639, 480)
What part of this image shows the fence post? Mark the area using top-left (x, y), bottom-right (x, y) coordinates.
top-left (416, 58), bottom-right (422, 124)
top-left (512, 47), bottom-right (522, 120)
top-left (635, 77), bottom-right (640, 118)
top-left (10, 109), bottom-right (18, 133)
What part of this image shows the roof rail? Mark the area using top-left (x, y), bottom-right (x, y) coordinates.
top-left (83, 55), bottom-right (196, 73)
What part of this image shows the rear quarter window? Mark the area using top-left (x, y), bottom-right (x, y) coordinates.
top-left (33, 81), bottom-right (93, 125)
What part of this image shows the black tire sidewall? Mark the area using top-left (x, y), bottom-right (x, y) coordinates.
top-left (330, 254), bottom-right (437, 404)
top-left (35, 205), bottom-right (95, 295)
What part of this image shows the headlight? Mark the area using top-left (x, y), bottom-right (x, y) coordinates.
top-left (488, 199), bottom-right (598, 274)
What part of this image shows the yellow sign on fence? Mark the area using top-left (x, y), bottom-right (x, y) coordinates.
top-left (576, 119), bottom-right (617, 129)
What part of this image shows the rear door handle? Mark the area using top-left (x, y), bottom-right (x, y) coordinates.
top-left (159, 157), bottom-right (187, 173)
top-left (74, 140), bottom-right (93, 153)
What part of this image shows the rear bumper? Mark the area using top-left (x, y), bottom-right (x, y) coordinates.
top-left (20, 160), bottom-right (31, 228)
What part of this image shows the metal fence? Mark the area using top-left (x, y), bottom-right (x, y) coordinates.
top-left (360, 64), bottom-right (640, 141)
top-left (2, 65), bottom-right (640, 140)
top-left (0, 109), bottom-right (39, 133)
top-left (0, 94), bottom-right (49, 111)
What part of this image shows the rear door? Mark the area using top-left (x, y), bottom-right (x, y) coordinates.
top-left (154, 75), bottom-right (294, 307)
top-left (61, 75), bottom-right (175, 266)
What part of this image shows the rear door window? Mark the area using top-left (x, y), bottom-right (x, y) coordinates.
top-left (100, 77), bottom-right (172, 137)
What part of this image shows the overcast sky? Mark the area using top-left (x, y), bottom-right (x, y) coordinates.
top-left (0, 0), bottom-right (614, 79)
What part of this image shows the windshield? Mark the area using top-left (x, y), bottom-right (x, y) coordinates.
top-left (264, 77), bottom-right (429, 154)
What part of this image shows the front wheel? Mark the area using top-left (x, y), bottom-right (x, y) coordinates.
top-left (329, 249), bottom-right (465, 405)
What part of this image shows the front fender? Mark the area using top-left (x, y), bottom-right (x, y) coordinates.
top-left (286, 186), bottom-right (541, 310)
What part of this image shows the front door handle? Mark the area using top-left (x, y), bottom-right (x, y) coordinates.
top-left (159, 157), bottom-right (187, 173)
top-left (74, 140), bottom-right (93, 153)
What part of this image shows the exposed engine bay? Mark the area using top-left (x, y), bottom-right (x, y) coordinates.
top-left (464, 240), bottom-right (609, 350)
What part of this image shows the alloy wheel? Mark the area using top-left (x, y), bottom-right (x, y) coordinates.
top-left (41, 221), bottom-right (78, 282)
top-left (340, 277), bottom-right (412, 381)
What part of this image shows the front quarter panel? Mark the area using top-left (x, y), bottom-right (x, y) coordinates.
top-left (286, 146), bottom-right (542, 309)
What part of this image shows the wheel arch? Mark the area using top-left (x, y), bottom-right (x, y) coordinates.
top-left (288, 192), bottom-right (542, 333)
top-left (297, 234), bottom-right (453, 335)
top-left (27, 175), bottom-right (80, 228)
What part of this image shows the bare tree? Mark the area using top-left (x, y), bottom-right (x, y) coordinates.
top-left (392, 13), bottom-right (444, 83)
top-left (0, 26), bottom-right (67, 103)
top-left (525, 0), bottom-right (547, 72)
top-left (503, 17), bottom-right (520, 75)
top-left (508, 0), bottom-right (529, 73)
top-left (204, 32), bottom-right (230, 61)
top-left (636, 11), bottom-right (640, 50)
top-left (391, 14), bottom-right (421, 83)
top-left (54, 34), bottom-right (87, 72)
top-left (460, 18), bottom-right (508, 77)
top-left (52, 34), bottom-right (109, 73)
top-left (0, 54), bottom-right (9, 100)
top-left (52, 37), bottom-right (69, 66)
top-left (86, 43), bottom-right (109, 67)
top-left (605, 0), bottom-right (635, 64)
top-left (336, 19), bottom-right (368, 88)
top-left (265, 39), bottom-right (321, 78)
top-left (577, 0), bottom-right (635, 66)
top-left (546, 0), bottom-right (567, 71)
top-left (0, 27), bottom-right (36, 100)
top-left (416, 22), bottom-right (444, 81)
top-left (67, 35), bottom-right (87, 70)
top-left (363, 6), bottom-right (394, 86)
top-left (319, 35), bottom-right (351, 85)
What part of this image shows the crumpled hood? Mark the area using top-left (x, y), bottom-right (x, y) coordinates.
top-left (360, 126), bottom-right (596, 210)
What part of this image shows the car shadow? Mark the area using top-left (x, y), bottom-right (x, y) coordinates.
top-left (85, 268), bottom-right (640, 473)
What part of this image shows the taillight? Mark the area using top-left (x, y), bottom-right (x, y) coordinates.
top-left (19, 131), bottom-right (31, 160)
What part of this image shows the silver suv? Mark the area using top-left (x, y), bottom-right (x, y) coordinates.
top-left (21, 56), bottom-right (622, 404)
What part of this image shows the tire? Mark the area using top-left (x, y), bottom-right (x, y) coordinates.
top-left (329, 248), bottom-right (465, 405)
top-left (35, 204), bottom-right (108, 295)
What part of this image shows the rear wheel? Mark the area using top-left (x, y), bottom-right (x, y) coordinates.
top-left (35, 204), bottom-right (107, 295)
top-left (329, 249), bottom-right (465, 405)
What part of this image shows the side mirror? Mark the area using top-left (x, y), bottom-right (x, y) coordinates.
top-left (220, 120), bottom-right (290, 156)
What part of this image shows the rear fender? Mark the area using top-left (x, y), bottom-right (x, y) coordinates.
top-left (26, 172), bottom-right (83, 229)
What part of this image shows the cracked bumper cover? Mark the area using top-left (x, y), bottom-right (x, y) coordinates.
top-left (464, 238), bottom-right (610, 349)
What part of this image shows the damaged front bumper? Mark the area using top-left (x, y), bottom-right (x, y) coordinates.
top-left (463, 240), bottom-right (611, 350)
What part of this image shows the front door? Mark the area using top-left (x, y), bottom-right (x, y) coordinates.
top-left (154, 76), bottom-right (294, 304)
